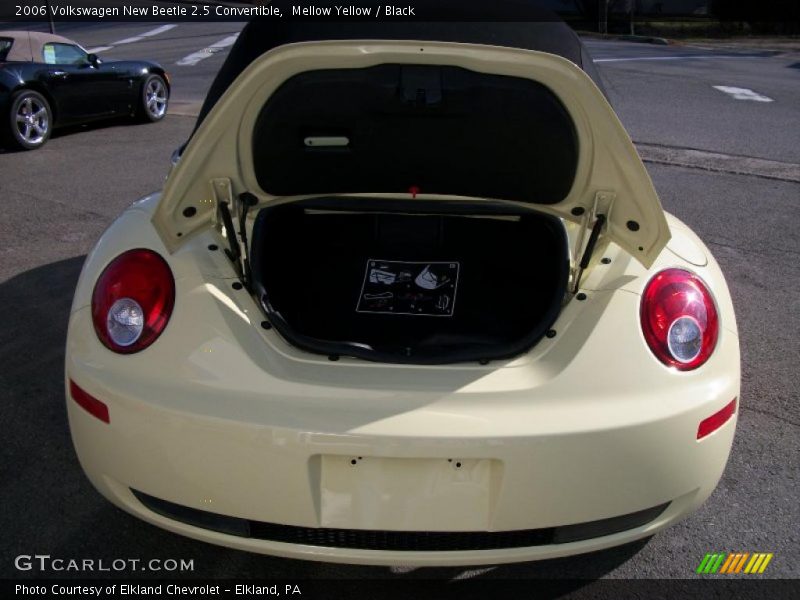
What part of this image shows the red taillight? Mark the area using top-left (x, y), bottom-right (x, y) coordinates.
top-left (697, 397), bottom-right (737, 439)
top-left (69, 380), bottom-right (110, 423)
top-left (91, 249), bottom-right (175, 354)
top-left (640, 268), bottom-right (718, 371)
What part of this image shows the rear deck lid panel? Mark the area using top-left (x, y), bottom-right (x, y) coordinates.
top-left (253, 65), bottom-right (578, 204)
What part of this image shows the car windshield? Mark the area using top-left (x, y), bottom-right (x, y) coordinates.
top-left (0, 38), bottom-right (12, 61)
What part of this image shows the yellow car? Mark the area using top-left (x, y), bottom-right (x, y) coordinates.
top-left (66, 22), bottom-right (739, 566)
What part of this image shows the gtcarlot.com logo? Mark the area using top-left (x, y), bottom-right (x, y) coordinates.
top-left (697, 552), bottom-right (774, 574)
top-left (14, 554), bottom-right (194, 573)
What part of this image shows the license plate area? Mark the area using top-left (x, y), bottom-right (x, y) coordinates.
top-left (318, 455), bottom-right (498, 530)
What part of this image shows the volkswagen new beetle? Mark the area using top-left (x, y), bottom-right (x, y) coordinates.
top-left (66, 20), bottom-right (739, 566)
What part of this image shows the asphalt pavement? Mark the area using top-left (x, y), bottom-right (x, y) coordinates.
top-left (0, 19), bottom-right (798, 590)
top-left (586, 39), bottom-right (800, 164)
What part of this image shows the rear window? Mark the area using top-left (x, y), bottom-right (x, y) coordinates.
top-left (0, 38), bottom-right (12, 61)
top-left (252, 65), bottom-right (578, 205)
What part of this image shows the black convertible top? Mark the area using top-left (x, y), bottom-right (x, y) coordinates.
top-left (225, 20), bottom-right (583, 65)
top-left (245, 1), bottom-right (583, 61)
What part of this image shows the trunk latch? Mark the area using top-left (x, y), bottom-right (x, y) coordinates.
top-left (400, 66), bottom-right (443, 106)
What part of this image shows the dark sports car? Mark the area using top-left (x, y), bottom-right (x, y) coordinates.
top-left (0, 30), bottom-right (170, 150)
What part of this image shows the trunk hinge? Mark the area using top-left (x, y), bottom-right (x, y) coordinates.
top-left (570, 191), bottom-right (615, 293)
top-left (211, 178), bottom-right (258, 290)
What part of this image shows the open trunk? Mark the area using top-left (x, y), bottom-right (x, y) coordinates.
top-left (251, 198), bottom-right (569, 364)
top-left (154, 42), bottom-right (671, 363)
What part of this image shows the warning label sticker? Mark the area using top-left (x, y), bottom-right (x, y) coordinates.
top-left (356, 259), bottom-right (459, 317)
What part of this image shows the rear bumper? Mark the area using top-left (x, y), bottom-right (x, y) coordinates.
top-left (67, 301), bottom-right (738, 565)
top-left (130, 487), bottom-right (673, 551)
top-left (69, 429), bottom-right (718, 567)
top-left (110, 484), bottom-right (687, 566)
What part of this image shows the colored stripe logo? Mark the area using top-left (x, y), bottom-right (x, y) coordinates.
top-left (697, 552), bottom-right (773, 574)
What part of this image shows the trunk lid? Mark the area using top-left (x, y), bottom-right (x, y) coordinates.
top-left (153, 40), bottom-right (669, 267)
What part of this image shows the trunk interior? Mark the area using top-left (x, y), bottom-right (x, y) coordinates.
top-left (251, 198), bottom-right (569, 364)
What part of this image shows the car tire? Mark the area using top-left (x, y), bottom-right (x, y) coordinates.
top-left (137, 74), bottom-right (169, 123)
top-left (5, 90), bottom-right (52, 151)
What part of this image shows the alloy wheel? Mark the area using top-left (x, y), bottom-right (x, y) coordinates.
top-left (15, 96), bottom-right (49, 145)
top-left (145, 78), bottom-right (168, 119)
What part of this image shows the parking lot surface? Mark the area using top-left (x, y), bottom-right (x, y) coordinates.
top-left (1, 19), bottom-right (798, 586)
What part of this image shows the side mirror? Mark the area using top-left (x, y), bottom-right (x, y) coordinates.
top-left (87, 53), bottom-right (101, 67)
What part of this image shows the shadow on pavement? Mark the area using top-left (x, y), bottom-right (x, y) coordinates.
top-left (0, 257), bottom-right (649, 590)
top-left (0, 116), bottom-right (151, 154)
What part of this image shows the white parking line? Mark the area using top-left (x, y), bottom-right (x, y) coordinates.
top-left (713, 86), bottom-right (774, 102)
top-left (176, 34), bottom-right (239, 66)
top-left (113, 24), bottom-right (177, 45)
top-left (86, 24), bottom-right (177, 53)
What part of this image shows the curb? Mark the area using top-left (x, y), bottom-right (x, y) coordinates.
top-left (635, 143), bottom-right (800, 183)
top-left (168, 100), bottom-right (202, 118)
top-left (577, 31), bottom-right (671, 45)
